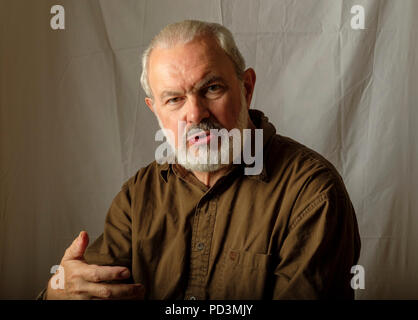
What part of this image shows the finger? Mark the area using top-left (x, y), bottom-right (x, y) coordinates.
top-left (86, 283), bottom-right (145, 300)
top-left (81, 265), bottom-right (131, 283)
top-left (62, 231), bottom-right (89, 262)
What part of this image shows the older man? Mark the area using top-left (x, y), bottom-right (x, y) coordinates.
top-left (41, 20), bottom-right (360, 300)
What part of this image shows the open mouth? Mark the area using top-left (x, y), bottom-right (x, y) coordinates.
top-left (187, 130), bottom-right (213, 147)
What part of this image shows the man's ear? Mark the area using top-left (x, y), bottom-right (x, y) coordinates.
top-left (242, 68), bottom-right (256, 109)
top-left (145, 97), bottom-right (154, 113)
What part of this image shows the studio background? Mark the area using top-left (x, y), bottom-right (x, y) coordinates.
top-left (1, 0), bottom-right (417, 299)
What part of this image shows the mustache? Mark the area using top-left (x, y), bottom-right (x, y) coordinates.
top-left (184, 118), bottom-right (223, 139)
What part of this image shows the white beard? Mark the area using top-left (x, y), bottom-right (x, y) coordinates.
top-left (156, 88), bottom-right (249, 173)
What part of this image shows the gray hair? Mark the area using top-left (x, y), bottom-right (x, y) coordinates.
top-left (140, 20), bottom-right (246, 98)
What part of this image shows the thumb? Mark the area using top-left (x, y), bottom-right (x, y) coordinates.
top-left (62, 231), bottom-right (90, 262)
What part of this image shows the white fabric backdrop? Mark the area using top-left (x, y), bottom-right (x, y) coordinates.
top-left (1, 0), bottom-right (417, 299)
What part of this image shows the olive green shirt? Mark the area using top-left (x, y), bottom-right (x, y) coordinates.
top-left (40, 109), bottom-right (361, 299)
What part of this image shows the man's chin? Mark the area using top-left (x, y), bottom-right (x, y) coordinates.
top-left (175, 146), bottom-right (232, 172)
top-left (182, 162), bottom-right (230, 173)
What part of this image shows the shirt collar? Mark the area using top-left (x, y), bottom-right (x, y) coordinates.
top-left (158, 162), bottom-right (170, 182)
top-left (158, 109), bottom-right (277, 183)
top-left (244, 109), bottom-right (276, 183)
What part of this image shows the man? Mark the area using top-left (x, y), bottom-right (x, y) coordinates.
top-left (40, 20), bottom-right (360, 300)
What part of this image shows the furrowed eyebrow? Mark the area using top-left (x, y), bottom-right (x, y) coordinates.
top-left (195, 75), bottom-right (226, 91)
top-left (160, 90), bottom-right (183, 100)
top-left (159, 75), bottom-right (226, 100)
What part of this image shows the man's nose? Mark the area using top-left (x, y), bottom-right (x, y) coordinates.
top-left (185, 96), bottom-right (210, 124)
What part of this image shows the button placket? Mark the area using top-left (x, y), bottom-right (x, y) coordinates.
top-left (184, 197), bottom-right (217, 299)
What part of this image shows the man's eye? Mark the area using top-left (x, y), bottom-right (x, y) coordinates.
top-left (207, 84), bottom-right (222, 93)
top-left (167, 97), bottom-right (182, 104)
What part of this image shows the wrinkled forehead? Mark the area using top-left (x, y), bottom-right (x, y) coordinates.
top-left (148, 36), bottom-right (237, 93)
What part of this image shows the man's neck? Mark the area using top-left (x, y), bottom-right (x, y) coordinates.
top-left (191, 165), bottom-right (232, 188)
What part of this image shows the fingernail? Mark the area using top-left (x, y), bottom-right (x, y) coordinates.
top-left (120, 269), bottom-right (130, 278)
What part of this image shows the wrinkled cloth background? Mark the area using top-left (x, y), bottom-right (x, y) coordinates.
top-left (1, 0), bottom-right (417, 299)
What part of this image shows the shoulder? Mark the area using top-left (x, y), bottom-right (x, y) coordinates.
top-left (266, 134), bottom-right (346, 193)
top-left (120, 161), bottom-right (167, 195)
top-left (265, 134), bottom-right (354, 226)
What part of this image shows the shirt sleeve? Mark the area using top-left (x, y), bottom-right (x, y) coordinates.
top-left (34, 181), bottom-right (134, 299)
top-left (272, 178), bottom-right (361, 299)
top-left (83, 180), bottom-right (133, 276)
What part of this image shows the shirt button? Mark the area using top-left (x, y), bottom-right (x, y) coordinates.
top-left (230, 251), bottom-right (238, 260)
top-left (196, 242), bottom-right (205, 251)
